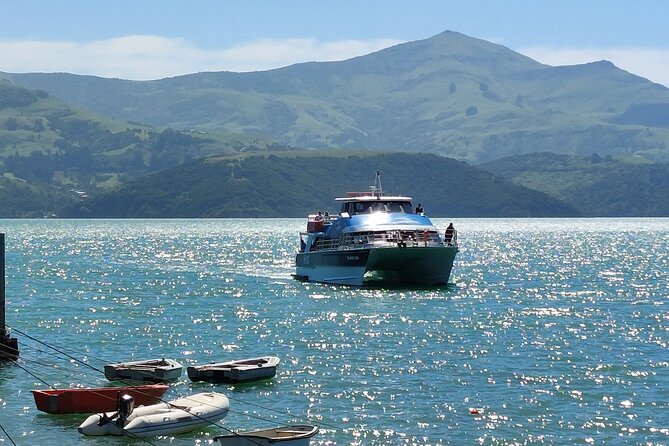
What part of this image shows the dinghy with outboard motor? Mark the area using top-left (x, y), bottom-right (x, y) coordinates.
top-left (78, 391), bottom-right (229, 437)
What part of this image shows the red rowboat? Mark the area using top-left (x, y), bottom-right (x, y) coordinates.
top-left (31, 384), bottom-right (169, 414)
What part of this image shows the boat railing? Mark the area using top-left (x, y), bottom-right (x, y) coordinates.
top-left (311, 229), bottom-right (451, 252)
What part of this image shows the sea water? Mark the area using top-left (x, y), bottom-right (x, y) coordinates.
top-left (0, 218), bottom-right (667, 445)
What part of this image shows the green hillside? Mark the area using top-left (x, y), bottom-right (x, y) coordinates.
top-left (3, 31), bottom-right (669, 218)
top-left (0, 174), bottom-right (75, 218)
top-left (480, 152), bottom-right (669, 216)
top-left (61, 152), bottom-right (581, 218)
top-left (5, 31), bottom-right (669, 163)
top-left (0, 80), bottom-right (293, 214)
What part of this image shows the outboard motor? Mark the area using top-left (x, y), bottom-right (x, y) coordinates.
top-left (117, 394), bottom-right (135, 421)
top-left (80, 393), bottom-right (136, 435)
top-left (95, 393), bottom-right (135, 427)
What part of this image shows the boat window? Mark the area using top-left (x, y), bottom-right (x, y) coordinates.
top-left (384, 202), bottom-right (412, 213)
top-left (355, 202), bottom-right (371, 213)
top-left (372, 202), bottom-right (386, 213)
top-left (388, 202), bottom-right (403, 213)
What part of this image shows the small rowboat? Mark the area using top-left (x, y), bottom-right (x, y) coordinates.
top-left (31, 384), bottom-right (169, 414)
top-left (78, 391), bottom-right (229, 437)
top-left (214, 425), bottom-right (318, 446)
top-left (104, 358), bottom-right (182, 382)
top-left (187, 356), bottom-right (279, 384)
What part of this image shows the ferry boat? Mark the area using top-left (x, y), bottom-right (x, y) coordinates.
top-left (294, 172), bottom-right (458, 286)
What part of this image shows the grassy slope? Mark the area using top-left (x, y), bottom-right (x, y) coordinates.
top-left (480, 152), bottom-right (669, 216)
top-left (5, 32), bottom-right (669, 163)
top-left (0, 81), bottom-right (298, 216)
top-left (0, 174), bottom-right (76, 217)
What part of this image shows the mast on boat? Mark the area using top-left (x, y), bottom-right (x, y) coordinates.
top-left (370, 171), bottom-right (383, 197)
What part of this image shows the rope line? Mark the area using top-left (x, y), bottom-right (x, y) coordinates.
top-left (0, 423), bottom-right (17, 446)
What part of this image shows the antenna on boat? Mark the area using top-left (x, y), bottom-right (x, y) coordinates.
top-left (371, 171), bottom-right (383, 197)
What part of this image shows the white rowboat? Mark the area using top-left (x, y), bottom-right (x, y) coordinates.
top-left (104, 357), bottom-right (183, 382)
top-left (214, 425), bottom-right (318, 446)
top-left (187, 356), bottom-right (279, 383)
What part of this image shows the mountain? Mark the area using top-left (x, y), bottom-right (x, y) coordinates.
top-left (480, 152), bottom-right (669, 216)
top-left (4, 31), bottom-right (669, 164)
top-left (60, 152), bottom-right (581, 218)
top-left (0, 79), bottom-right (293, 214)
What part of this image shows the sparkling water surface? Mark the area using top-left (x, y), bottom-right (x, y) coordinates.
top-left (0, 218), bottom-right (668, 445)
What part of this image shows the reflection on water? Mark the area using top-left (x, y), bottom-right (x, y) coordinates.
top-left (0, 218), bottom-right (668, 445)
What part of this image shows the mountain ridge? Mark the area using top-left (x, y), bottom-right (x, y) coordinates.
top-left (2, 31), bottom-right (669, 217)
top-left (4, 30), bottom-right (669, 163)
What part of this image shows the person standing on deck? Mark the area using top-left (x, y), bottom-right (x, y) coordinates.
top-left (444, 222), bottom-right (455, 246)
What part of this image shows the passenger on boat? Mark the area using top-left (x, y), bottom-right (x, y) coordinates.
top-left (415, 203), bottom-right (424, 214)
top-left (300, 238), bottom-right (306, 252)
top-left (444, 223), bottom-right (455, 246)
top-left (315, 211), bottom-right (324, 221)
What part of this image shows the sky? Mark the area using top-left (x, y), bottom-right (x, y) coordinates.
top-left (2, 0), bottom-right (669, 87)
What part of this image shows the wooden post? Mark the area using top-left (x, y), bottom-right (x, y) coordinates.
top-left (0, 233), bottom-right (19, 361)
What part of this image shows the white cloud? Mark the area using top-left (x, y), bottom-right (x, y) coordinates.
top-left (520, 46), bottom-right (669, 87)
top-left (2, 36), bottom-right (667, 88)
top-left (0, 35), bottom-right (403, 80)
